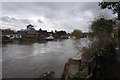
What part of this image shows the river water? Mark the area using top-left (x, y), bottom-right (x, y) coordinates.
top-left (1, 38), bottom-right (89, 78)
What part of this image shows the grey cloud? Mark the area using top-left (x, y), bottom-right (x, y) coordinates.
top-left (1, 16), bottom-right (30, 24)
top-left (0, 16), bottom-right (11, 22)
top-left (37, 19), bottom-right (44, 23)
top-left (1, 2), bottom-right (116, 32)
top-left (0, 16), bottom-right (32, 30)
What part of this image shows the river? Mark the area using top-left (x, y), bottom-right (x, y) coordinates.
top-left (1, 38), bottom-right (89, 78)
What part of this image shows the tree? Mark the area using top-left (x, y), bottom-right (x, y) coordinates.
top-left (57, 31), bottom-right (67, 36)
top-left (91, 17), bottom-right (115, 40)
top-left (99, 2), bottom-right (120, 44)
top-left (99, 2), bottom-right (120, 20)
top-left (88, 32), bottom-right (94, 39)
top-left (26, 24), bottom-right (35, 30)
top-left (81, 17), bottom-right (116, 60)
top-left (71, 29), bottom-right (83, 39)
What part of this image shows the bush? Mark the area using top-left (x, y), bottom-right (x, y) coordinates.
top-left (74, 68), bottom-right (88, 80)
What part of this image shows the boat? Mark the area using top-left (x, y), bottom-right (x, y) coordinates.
top-left (46, 35), bottom-right (54, 41)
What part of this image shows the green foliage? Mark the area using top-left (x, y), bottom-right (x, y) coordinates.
top-left (78, 3), bottom-right (119, 79)
top-left (56, 31), bottom-right (67, 36)
top-left (81, 16), bottom-right (116, 60)
top-left (90, 17), bottom-right (115, 40)
top-left (74, 68), bottom-right (88, 80)
top-left (27, 24), bottom-right (35, 30)
top-left (71, 29), bottom-right (83, 39)
top-left (93, 42), bottom-right (115, 57)
top-left (88, 32), bottom-right (94, 39)
top-left (99, 2), bottom-right (120, 20)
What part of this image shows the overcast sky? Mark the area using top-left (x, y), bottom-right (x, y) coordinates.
top-left (0, 2), bottom-right (117, 32)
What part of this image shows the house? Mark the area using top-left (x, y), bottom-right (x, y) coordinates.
top-left (26, 29), bottom-right (38, 38)
top-left (17, 24), bottom-right (38, 38)
top-left (2, 29), bottom-right (16, 39)
top-left (17, 29), bottom-right (27, 38)
top-left (38, 28), bottom-right (49, 37)
top-left (54, 30), bottom-right (69, 39)
top-left (26, 24), bottom-right (38, 38)
top-left (17, 29), bottom-right (38, 38)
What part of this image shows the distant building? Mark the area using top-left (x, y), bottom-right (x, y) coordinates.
top-left (17, 29), bottom-right (37, 38)
top-left (26, 29), bottom-right (38, 38)
top-left (2, 29), bottom-right (20, 39)
top-left (17, 29), bottom-right (27, 38)
top-left (54, 30), bottom-right (69, 39)
top-left (17, 24), bottom-right (38, 38)
top-left (1, 24), bottom-right (70, 41)
top-left (38, 28), bottom-right (49, 37)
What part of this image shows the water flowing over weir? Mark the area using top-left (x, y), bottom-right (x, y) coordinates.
top-left (2, 38), bottom-right (90, 78)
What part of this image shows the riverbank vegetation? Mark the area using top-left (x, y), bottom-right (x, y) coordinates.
top-left (82, 16), bottom-right (116, 60)
top-left (71, 29), bottom-right (83, 39)
top-left (73, 2), bottom-right (120, 80)
top-left (73, 16), bottom-right (117, 80)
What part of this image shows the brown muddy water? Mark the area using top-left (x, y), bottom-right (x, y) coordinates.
top-left (1, 38), bottom-right (90, 78)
